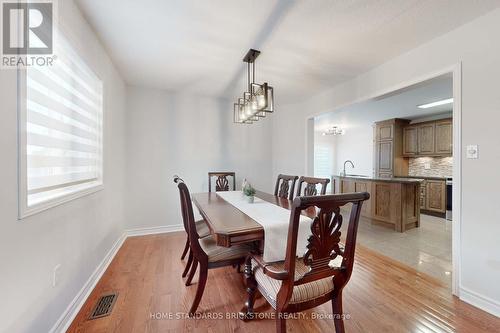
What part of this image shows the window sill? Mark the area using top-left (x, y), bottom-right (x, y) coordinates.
top-left (18, 182), bottom-right (104, 220)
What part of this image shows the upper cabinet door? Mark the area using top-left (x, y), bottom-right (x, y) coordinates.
top-left (403, 127), bottom-right (418, 156)
top-left (435, 120), bottom-right (453, 155)
top-left (418, 124), bottom-right (435, 155)
top-left (377, 123), bottom-right (394, 141)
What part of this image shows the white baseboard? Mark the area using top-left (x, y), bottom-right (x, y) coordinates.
top-left (126, 224), bottom-right (183, 237)
top-left (460, 286), bottom-right (500, 318)
top-left (49, 232), bottom-right (127, 333)
top-left (49, 224), bottom-right (183, 333)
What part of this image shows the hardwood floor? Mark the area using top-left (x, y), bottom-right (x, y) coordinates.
top-left (68, 232), bottom-right (500, 333)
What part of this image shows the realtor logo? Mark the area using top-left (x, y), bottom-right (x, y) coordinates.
top-left (1, 0), bottom-right (56, 68)
top-left (2, 1), bottom-right (53, 54)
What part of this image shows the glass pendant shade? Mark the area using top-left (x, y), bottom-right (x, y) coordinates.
top-left (244, 102), bottom-right (252, 116)
top-left (266, 85), bottom-right (274, 112)
top-left (242, 93), bottom-right (260, 120)
top-left (251, 82), bottom-right (274, 113)
top-left (242, 97), bottom-right (258, 121)
top-left (234, 100), bottom-right (252, 124)
top-left (256, 94), bottom-right (266, 109)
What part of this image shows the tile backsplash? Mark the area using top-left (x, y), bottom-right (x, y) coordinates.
top-left (408, 157), bottom-right (453, 178)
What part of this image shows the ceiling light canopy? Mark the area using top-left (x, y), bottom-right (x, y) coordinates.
top-left (233, 49), bottom-right (274, 124)
top-left (417, 98), bottom-right (453, 109)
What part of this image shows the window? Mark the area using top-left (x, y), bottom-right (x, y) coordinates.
top-left (314, 144), bottom-right (333, 191)
top-left (18, 34), bottom-right (103, 218)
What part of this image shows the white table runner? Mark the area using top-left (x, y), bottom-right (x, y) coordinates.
top-left (216, 191), bottom-right (313, 263)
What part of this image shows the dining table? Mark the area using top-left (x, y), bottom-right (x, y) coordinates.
top-left (191, 190), bottom-right (316, 248)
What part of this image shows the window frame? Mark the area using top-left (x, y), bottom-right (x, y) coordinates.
top-left (17, 35), bottom-right (104, 220)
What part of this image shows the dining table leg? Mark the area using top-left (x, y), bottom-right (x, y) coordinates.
top-left (240, 254), bottom-right (257, 320)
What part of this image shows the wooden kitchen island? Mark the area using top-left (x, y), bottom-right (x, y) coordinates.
top-left (332, 175), bottom-right (423, 232)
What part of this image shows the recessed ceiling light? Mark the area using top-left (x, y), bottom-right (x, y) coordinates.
top-left (417, 98), bottom-right (453, 109)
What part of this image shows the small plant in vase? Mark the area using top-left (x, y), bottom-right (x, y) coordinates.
top-left (243, 184), bottom-right (256, 203)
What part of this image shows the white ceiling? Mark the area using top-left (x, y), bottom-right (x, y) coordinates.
top-left (314, 74), bottom-right (453, 131)
top-left (75, 0), bottom-right (500, 102)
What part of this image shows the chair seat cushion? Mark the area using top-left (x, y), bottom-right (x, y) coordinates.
top-left (199, 236), bottom-right (251, 263)
top-left (252, 258), bottom-right (338, 309)
top-left (195, 219), bottom-right (210, 238)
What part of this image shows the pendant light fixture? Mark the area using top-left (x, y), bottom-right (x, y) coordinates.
top-left (233, 49), bottom-right (274, 124)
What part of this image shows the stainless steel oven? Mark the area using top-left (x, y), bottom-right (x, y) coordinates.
top-left (446, 178), bottom-right (453, 221)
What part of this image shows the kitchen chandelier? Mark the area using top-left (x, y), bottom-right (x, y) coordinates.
top-left (233, 49), bottom-right (274, 124)
top-left (322, 126), bottom-right (345, 136)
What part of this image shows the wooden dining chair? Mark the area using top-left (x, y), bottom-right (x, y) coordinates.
top-left (174, 176), bottom-right (252, 315)
top-left (274, 174), bottom-right (298, 200)
top-left (295, 176), bottom-right (330, 197)
top-left (208, 172), bottom-right (236, 192)
top-left (241, 192), bottom-right (370, 333)
top-left (173, 176), bottom-right (210, 285)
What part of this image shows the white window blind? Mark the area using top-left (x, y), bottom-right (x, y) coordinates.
top-left (19, 34), bottom-right (103, 216)
top-left (314, 144), bottom-right (333, 191)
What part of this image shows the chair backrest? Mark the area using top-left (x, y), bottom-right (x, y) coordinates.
top-left (173, 175), bottom-right (189, 233)
top-left (278, 192), bottom-right (369, 305)
top-left (208, 172), bottom-right (236, 192)
top-left (295, 176), bottom-right (330, 197)
top-left (174, 176), bottom-right (206, 258)
top-left (274, 174), bottom-right (299, 200)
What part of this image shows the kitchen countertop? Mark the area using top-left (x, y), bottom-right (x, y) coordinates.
top-left (401, 175), bottom-right (451, 181)
top-left (332, 175), bottom-right (424, 183)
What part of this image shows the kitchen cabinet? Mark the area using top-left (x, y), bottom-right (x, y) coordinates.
top-left (406, 177), bottom-right (447, 216)
top-left (420, 180), bottom-right (427, 210)
top-left (333, 175), bottom-right (421, 232)
top-left (377, 123), bottom-right (394, 141)
top-left (403, 127), bottom-right (418, 156)
top-left (435, 120), bottom-right (453, 154)
top-left (402, 118), bottom-right (452, 157)
top-left (374, 119), bottom-right (409, 178)
top-left (377, 141), bottom-right (393, 175)
top-left (425, 180), bottom-right (446, 213)
top-left (418, 123), bottom-right (435, 154)
top-left (337, 177), bottom-right (372, 217)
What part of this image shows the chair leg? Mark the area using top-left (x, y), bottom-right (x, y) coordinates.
top-left (332, 290), bottom-right (345, 333)
top-left (189, 262), bottom-right (208, 316)
top-left (181, 239), bottom-right (189, 260)
top-left (276, 312), bottom-right (286, 333)
top-left (182, 250), bottom-right (193, 278)
top-left (185, 258), bottom-right (198, 286)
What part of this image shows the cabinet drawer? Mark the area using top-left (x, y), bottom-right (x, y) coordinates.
top-left (378, 172), bottom-right (393, 178)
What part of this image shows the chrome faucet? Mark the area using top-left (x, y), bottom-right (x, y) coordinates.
top-left (342, 160), bottom-right (355, 176)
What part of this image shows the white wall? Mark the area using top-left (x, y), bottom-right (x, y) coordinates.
top-left (124, 86), bottom-right (273, 230)
top-left (0, 1), bottom-right (126, 332)
top-left (273, 8), bottom-right (500, 316)
top-left (272, 102), bottom-right (309, 179)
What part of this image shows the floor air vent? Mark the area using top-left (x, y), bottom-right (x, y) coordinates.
top-left (89, 293), bottom-right (118, 320)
